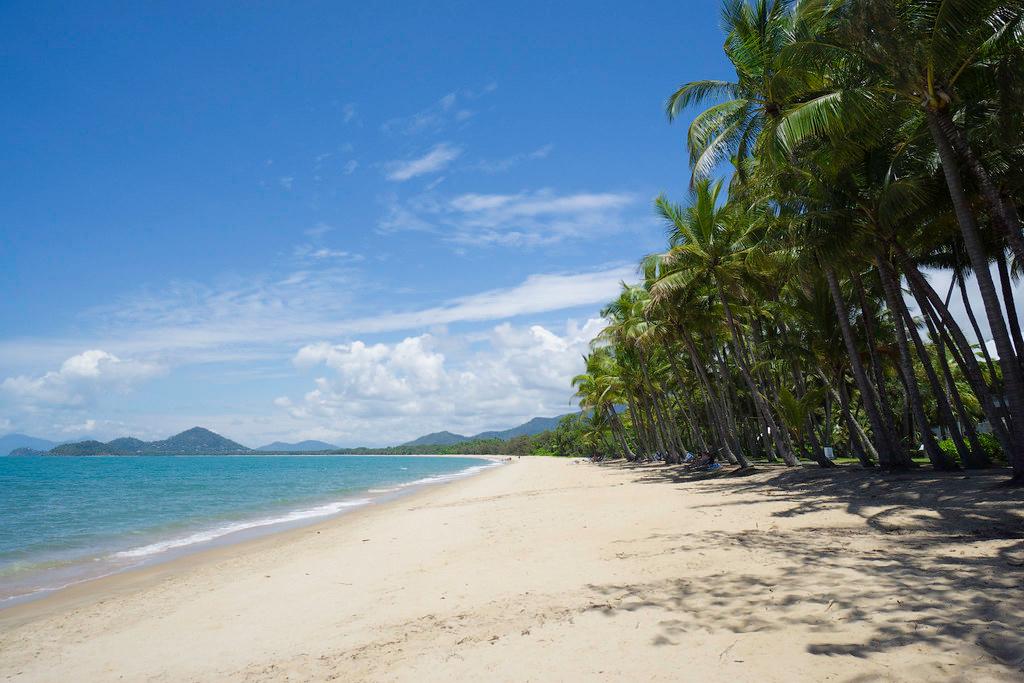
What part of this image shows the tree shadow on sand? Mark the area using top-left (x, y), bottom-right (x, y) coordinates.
top-left (589, 463), bottom-right (1024, 678)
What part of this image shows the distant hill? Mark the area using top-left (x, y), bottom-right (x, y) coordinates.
top-left (147, 427), bottom-right (250, 454)
top-left (400, 414), bottom-right (577, 448)
top-left (43, 427), bottom-right (253, 456)
top-left (255, 440), bottom-right (338, 452)
top-left (472, 415), bottom-right (570, 440)
top-left (401, 431), bottom-right (470, 447)
top-left (0, 433), bottom-right (58, 455)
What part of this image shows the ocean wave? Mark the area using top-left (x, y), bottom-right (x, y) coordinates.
top-left (111, 498), bottom-right (372, 560)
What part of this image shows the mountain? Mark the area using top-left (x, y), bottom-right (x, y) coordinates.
top-left (400, 414), bottom-right (578, 448)
top-left (401, 431), bottom-right (470, 447)
top-left (472, 415), bottom-right (570, 440)
top-left (106, 437), bottom-right (149, 454)
top-left (41, 427), bottom-right (253, 456)
top-left (255, 440), bottom-right (338, 452)
top-left (147, 427), bottom-right (250, 454)
top-left (0, 433), bottom-right (58, 455)
top-left (49, 440), bottom-right (113, 456)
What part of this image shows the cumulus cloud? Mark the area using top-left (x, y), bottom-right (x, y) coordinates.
top-left (1, 350), bottom-right (163, 406)
top-left (385, 143), bottom-right (462, 181)
top-left (0, 266), bottom-right (634, 374)
top-left (276, 318), bottom-right (605, 444)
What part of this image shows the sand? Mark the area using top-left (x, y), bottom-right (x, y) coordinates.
top-left (1, 457), bottom-right (1022, 682)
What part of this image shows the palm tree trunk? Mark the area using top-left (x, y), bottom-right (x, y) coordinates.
top-left (897, 243), bottom-right (1017, 458)
top-left (920, 302), bottom-right (990, 468)
top-left (680, 328), bottom-right (747, 465)
top-left (957, 272), bottom-right (1001, 382)
top-left (854, 271), bottom-right (904, 451)
top-left (934, 110), bottom-right (1024, 265)
top-left (714, 276), bottom-right (798, 465)
top-left (996, 254), bottom-right (1024, 364)
top-left (605, 405), bottom-right (636, 460)
top-left (927, 110), bottom-right (1024, 481)
top-left (889, 263), bottom-right (966, 467)
top-left (874, 249), bottom-right (956, 470)
top-left (823, 372), bottom-right (877, 466)
top-left (625, 394), bottom-right (650, 458)
top-left (824, 264), bottom-right (903, 467)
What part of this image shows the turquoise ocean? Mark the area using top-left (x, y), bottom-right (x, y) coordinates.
top-left (0, 455), bottom-right (494, 605)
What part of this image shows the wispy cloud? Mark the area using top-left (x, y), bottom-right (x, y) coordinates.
top-left (0, 265), bottom-right (635, 369)
top-left (380, 85), bottom-right (494, 136)
top-left (384, 143), bottom-right (462, 181)
top-left (293, 244), bottom-right (364, 262)
top-left (305, 223), bottom-right (333, 238)
top-left (342, 103), bottom-right (358, 124)
top-left (473, 144), bottom-right (553, 173)
top-left (379, 189), bottom-right (638, 246)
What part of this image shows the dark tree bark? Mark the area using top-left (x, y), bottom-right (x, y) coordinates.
top-left (714, 277), bottom-right (798, 465)
top-left (874, 249), bottom-right (956, 469)
top-left (928, 109), bottom-right (1024, 480)
top-left (824, 264), bottom-right (903, 467)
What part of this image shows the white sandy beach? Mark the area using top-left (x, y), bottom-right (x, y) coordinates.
top-left (1, 457), bottom-right (1022, 682)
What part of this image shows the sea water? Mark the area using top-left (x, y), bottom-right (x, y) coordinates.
top-left (0, 455), bottom-right (494, 605)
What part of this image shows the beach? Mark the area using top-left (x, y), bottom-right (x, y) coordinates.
top-left (1, 457), bottom-right (1022, 682)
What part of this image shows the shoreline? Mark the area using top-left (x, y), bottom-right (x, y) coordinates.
top-left (0, 454), bottom-right (503, 613)
top-left (2, 458), bottom-right (1021, 681)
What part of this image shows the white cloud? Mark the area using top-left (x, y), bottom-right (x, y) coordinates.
top-left (380, 189), bottom-right (638, 246)
top-left (292, 244), bottom-right (363, 262)
top-left (278, 317), bottom-right (604, 444)
top-left (342, 103), bottom-right (357, 124)
top-left (1, 350), bottom-right (163, 406)
top-left (473, 144), bottom-right (554, 173)
top-left (279, 176), bottom-right (294, 191)
top-left (385, 143), bottom-right (462, 181)
top-left (381, 88), bottom-right (491, 135)
top-left (343, 159), bottom-right (359, 175)
top-left (60, 419), bottom-right (97, 434)
top-left (305, 223), bottom-right (333, 238)
top-left (0, 266), bottom-right (635, 369)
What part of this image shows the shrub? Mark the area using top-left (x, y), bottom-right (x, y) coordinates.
top-left (938, 432), bottom-right (1005, 465)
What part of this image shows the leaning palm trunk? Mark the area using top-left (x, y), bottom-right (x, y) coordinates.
top-left (821, 372), bottom-right (877, 467)
top-left (927, 111), bottom-right (1024, 481)
top-left (854, 272), bottom-right (904, 448)
top-left (824, 265), bottom-right (904, 467)
top-left (996, 255), bottom-right (1024, 366)
top-left (874, 250), bottom-right (957, 470)
top-left (665, 353), bottom-right (712, 456)
top-left (933, 111), bottom-right (1024, 266)
top-left (958, 272), bottom-right (1001, 383)
top-left (714, 277), bottom-right (798, 466)
top-left (625, 395), bottom-right (651, 458)
top-left (890, 266), bottom-right (970, 466)
top-left (898, 244), bottom-right (1018, 461)
top-left (605, 405), bottom-right (636, 461)
top-left (680, 329), bottom-right (748, 466)
top-left (920, 307), bottom-right (990, 468)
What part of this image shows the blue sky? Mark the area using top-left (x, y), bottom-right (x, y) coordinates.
top-left (0, 1), bottom-right (736, 446)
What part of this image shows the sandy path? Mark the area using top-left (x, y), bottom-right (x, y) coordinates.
top-left (1, 457), bottom-right (1022, 682)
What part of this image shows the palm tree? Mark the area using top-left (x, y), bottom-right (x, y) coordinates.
top-left (652, 179), bottom-right (800, 465)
